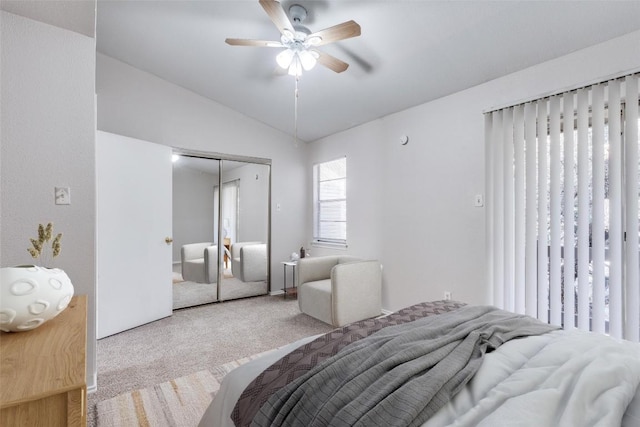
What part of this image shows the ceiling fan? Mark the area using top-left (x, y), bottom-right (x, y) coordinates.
top-left (225, 0), bottom-right (361, 76)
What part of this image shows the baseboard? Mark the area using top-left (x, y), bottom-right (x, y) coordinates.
top-left (87, 372), bottom-right (98, 394)
top-left (269, 289), bottom-right (284, 296)
top-left (380, 308), bottom-right (393, 316)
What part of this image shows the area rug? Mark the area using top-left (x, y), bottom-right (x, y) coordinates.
top-left (96, 350), bottom-right (272, 427)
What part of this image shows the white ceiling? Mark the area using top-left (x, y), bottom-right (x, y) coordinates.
top-left (94, 1), bottom-right (640, 142)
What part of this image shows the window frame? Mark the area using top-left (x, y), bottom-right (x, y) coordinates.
top-left (312, 156), bottom-right (347, 248)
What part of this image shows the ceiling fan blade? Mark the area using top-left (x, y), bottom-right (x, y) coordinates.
top-left (308, 20), bottom-right (361, 46)
top-left (225, 38), bottom-right (283, 47)
top-left (259, 0), bottom-right (294, 36)
top-left (313, 50), bottom-right (349, 73)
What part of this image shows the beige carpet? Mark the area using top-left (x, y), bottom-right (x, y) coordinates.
top-left (96, 350), bottom-right (270, 426)
top-left (88, 295), bottom-right (334, 427)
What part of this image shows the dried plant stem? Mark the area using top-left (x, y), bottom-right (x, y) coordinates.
top-left (27, 222), bottom-right (62, 266)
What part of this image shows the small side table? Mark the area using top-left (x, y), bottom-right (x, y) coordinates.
top-left (282, 261), bottom-right (297, 299)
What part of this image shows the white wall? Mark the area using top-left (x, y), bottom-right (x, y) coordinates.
top-left (172, 166), bottom-right (217, 262)
top-left (96, 53), bottom-right (307, 291)
top-left (305, 122), bottom-right (384, 262)
top-left (0, 11), bottom-right (97, 388)
top-left (308, 30), bottom-right (640, 312)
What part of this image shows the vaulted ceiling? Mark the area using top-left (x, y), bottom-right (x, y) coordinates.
top-left (9, 1), bottom-right (640, 143)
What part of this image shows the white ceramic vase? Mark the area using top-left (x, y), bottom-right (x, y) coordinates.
top-left (0, 265), bottom-right (74, 332)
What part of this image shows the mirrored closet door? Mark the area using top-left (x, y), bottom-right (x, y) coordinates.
top-left (217, 160), bottom-right (270, 301)
top-left (171, 153), bottom-right (270, 309)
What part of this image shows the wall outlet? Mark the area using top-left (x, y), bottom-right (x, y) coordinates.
top-left (444, 291), bottom-right (452, 301)
top-left (474, 194), bottom-right (484, 207)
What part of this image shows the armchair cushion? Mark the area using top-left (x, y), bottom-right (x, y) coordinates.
top-left (298, 279), bottom-right (332, 325)
top-left (297, 256), bottom-right (382, 327)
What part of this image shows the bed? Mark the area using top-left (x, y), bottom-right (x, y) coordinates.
top-left (199, 300), bottom-right (640, 426)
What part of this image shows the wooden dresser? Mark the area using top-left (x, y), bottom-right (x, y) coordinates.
top-left (0, 295), bottom-right (87, 426)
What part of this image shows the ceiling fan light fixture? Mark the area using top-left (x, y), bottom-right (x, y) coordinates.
top-left (298, 49), bottom-right (317, 71)
top-left (276, 48), bottom-right (295, 69)
top-left (226, 0), bottom-right (361, 76)
top-left (287, 56), bottom-right (303, 76)
top-left (307, 35), bottom-right (322, 46)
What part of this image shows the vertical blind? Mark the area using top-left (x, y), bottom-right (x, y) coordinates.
top-left (486, 73), bottom-right (640, 341)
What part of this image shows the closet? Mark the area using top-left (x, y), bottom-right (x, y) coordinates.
top-left (172, 153), bottom-right (271, 309)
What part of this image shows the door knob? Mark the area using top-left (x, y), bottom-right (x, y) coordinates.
top-left (165, 237), bottom-right (173, 244)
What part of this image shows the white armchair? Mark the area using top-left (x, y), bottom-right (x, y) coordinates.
top-left (297, 256), bottom-right (382, 327)
top-left (181, 242), bottom-right (218, 284)
top-left (231, 242), bottom-right (267, 282)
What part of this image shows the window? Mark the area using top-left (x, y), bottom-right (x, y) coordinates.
top-left (313, 157), bottom-right (347, 246)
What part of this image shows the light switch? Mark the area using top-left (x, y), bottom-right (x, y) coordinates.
top-left (55, 187), bottom-right (70, 205)
top-left (474, 194), bottom-right (484, 207)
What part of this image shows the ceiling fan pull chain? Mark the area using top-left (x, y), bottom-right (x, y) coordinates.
top-left (294, 75), bottom-right (299, 147)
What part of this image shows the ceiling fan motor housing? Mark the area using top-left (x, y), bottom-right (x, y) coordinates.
top-left (288, 4), bottom-right (308, 23)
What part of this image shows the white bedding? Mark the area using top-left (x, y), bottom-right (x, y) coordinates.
top-left (200, 329), bottom-right (640, 427)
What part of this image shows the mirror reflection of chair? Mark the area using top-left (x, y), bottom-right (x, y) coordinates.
top-left (181, 242), bottom-right (230, 284)
top-left (231, 241), bottom-right (267, 282)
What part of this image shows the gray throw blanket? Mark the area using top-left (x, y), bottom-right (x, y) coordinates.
top-left (251, 305), bottom-right (558, 427)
